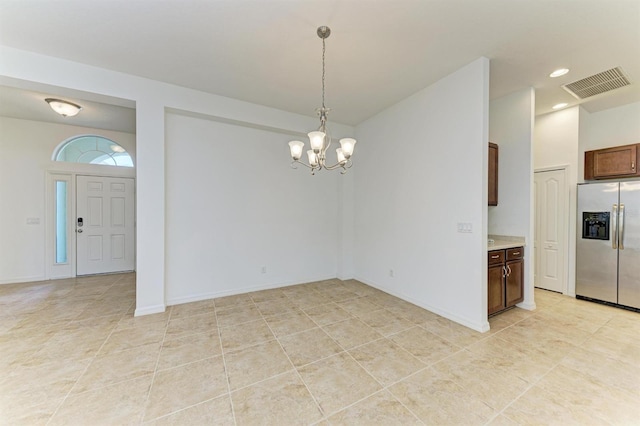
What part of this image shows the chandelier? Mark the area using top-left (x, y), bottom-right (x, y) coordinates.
top-left (288, 26), bottom-right (357, 175)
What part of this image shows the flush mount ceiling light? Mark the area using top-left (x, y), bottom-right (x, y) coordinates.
top-left (552, 102), bottom-right (569, 110)
top-left (45, 98), bottom-right (82, 117)
top-left (288, 26), bottom-right (356, 175)
top-left (550, 68), bottom-right (569, 78)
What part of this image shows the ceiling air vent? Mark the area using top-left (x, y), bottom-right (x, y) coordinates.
top-left (562, 67), bottom-right (631, 99)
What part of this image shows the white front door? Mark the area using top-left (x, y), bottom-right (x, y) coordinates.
top-left (76, 175), bottom-right (135, 275)
top-left (534, 169), bottom-right (567, 293)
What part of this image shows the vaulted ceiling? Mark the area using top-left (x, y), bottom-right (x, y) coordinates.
top-left (0, 0), bottom-right (638, 129)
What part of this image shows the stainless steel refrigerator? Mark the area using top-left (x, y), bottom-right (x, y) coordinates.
top-left (577, 181), bottom-right (640, 309)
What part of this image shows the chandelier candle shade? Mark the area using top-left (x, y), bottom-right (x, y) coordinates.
top-left (288, 26), bottom-right (357, 174)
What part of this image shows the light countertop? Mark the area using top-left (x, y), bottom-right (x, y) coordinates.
top-left (487, 235), bottom-right (525, 251)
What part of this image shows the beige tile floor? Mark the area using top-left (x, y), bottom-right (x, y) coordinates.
top-left (1, 273), bottom-right (639, 425)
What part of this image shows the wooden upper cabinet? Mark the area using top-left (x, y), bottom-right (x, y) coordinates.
top-left (488, 143), bottom-right (498, 206)
top-left (585, 143), bottom-right (639, 180)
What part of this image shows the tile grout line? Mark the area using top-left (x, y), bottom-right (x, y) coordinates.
top-left (137, 303), bottom-right (230, 423)
top-left (295, 291), bottom-right (425, 423)
top-left (296, 288), bottom-right (429, 424)
top-left (245, 287), bottom-right (387, 419)
top-left (213, 297), bottom-right (246, 426)
top-left (44, 291), bottom-right (136, 425)
top-left (257, 293), bottom-right (327, 422)
top-left (137, 302), bottom-right (174, 425)
top-left (480, 308), bottom-right (613, 425)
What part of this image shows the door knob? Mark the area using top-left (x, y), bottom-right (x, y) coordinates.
top-left (77, 229), bottom-right (83, 233)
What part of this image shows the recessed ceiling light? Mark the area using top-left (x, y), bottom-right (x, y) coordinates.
top-left (552, 103), bottom-right (569, 110)
top-left (550, 68), bottom-right (569, 78)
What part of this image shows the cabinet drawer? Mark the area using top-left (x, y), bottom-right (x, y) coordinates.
top-left (488, 250), bottom-right (505, 265)
top-left (506, 247), bottom-right (524, 260)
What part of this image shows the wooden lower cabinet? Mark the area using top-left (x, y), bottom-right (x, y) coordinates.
top-left (488, 247), bottom-right (524, 315)
top-left (505, 258), bottom-right (524, 306)
top-left (488, 263), bottom-right (506, 315)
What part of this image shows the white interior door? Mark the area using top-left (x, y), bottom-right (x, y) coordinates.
top-left (76, 175), bottom-right (135, 275)
top-left (534, 169), bottom-right (567, 293)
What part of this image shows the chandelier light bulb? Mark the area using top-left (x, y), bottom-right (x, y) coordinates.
top-left (339, 138), bottom-right (356, 158)
top-left (288, 141), bottom-right (304, 160)
top-left (307, 150), bottom-right (319, 167)
top-left (308, 131), bottom-right (325, 153)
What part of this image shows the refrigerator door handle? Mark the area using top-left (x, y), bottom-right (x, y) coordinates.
top-left (612, 204), bottom-right (618, 249)
top-left (619, 204), bottom-right (625, 250)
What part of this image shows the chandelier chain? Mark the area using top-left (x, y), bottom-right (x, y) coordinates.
top-left (322, 36), bottom-right (326, 110)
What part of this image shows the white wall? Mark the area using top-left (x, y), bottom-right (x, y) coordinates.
top-left (488, 88), bottom-right (535, 309)
top-left (337, 169), bottom-right (355, 280)
top-left (578, 101), bottom-right (640, 182)
top-left (0, 46), bottom-right (354, 315)
top-left (0, 116), bottom-right (135, 284)
top-left (164, 113), bottom-right (341, 304)
top-left (533, 106), bottom-right (579, 295)
top-left (354, 58), bottom-right (490, 332)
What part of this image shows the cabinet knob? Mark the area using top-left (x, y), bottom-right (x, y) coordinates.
top-left (491, 255), bottom-right (500, 259)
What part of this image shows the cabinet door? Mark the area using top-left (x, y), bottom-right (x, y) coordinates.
top-left (488, 264), bottom-right (506, 315)
top-left (591, 144), bottom-right (638, 179)
top-left (505, 259), bottom-right (524, 306)
top-left (488, 143), bottom-right (498, 206)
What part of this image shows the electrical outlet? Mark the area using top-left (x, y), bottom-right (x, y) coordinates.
top-left (261, 266), bottom-right (267, 274)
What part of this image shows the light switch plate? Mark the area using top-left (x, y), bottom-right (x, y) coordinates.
top-left (457, 222), bottom-right (472, 233)
top-left (26, 217), bottom-right (40, 225)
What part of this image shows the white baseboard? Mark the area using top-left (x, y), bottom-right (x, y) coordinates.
top-left (0, 275), bottom-right (47, 285)
top-left (165, 275), bottom-right (337, 306)
top-left (516, 301), bottom-right (536, 311)
top-left (353, 275), bottom-right (490, 333)
top-left (336, 275), bottom-right (355, 281)
top-left (134, 304), bottom-right (166, 317)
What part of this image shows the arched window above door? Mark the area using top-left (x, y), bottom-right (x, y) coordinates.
top-left (54, 135), bottom-right (134, 167)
